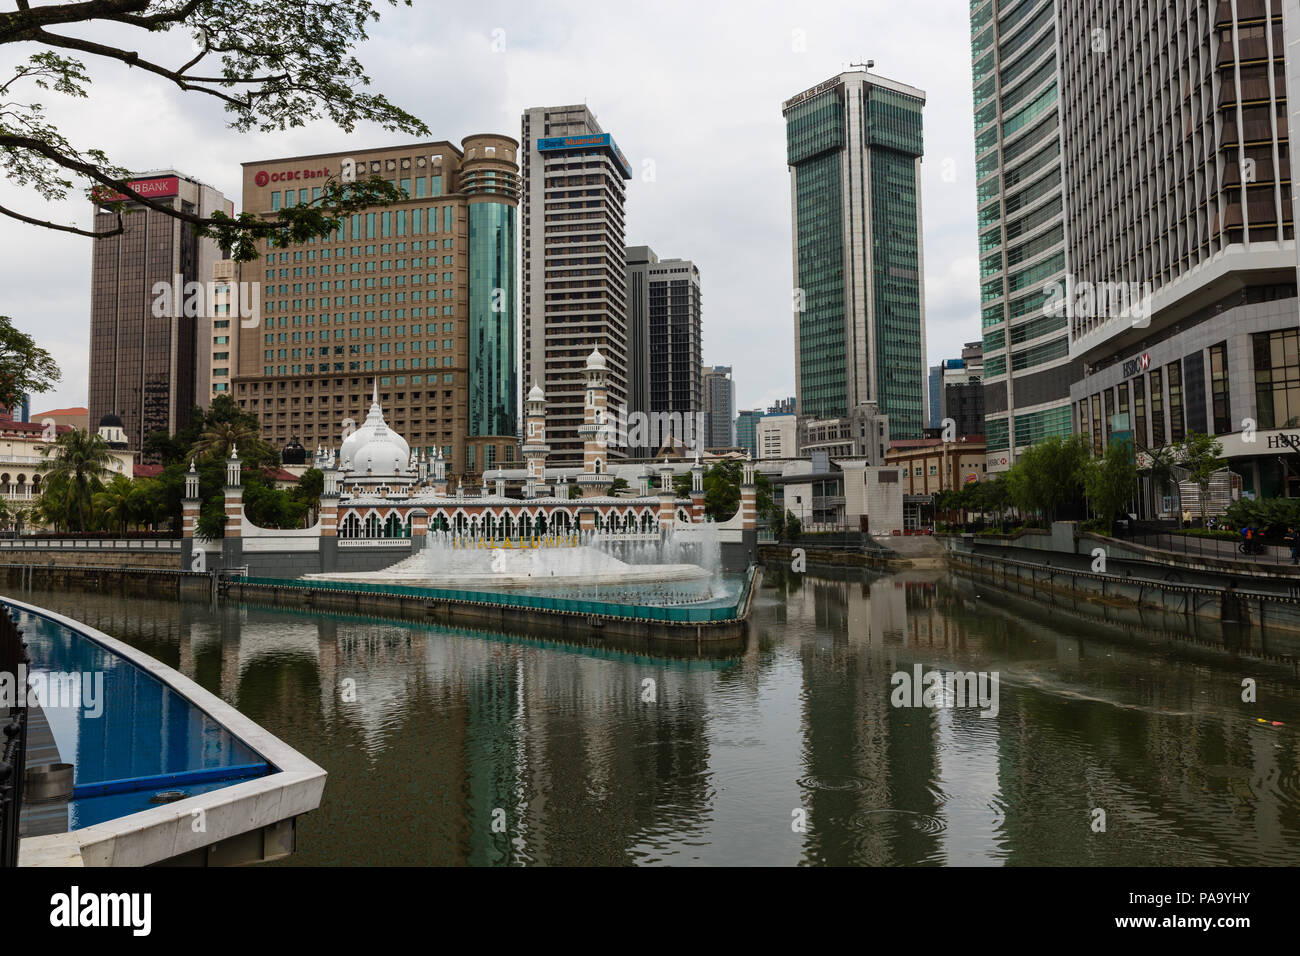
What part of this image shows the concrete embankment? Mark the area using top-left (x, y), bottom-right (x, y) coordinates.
top-left (944, 525), bottom-right (1300, 638)
top-left (758, 534), bottom-right (941, 571)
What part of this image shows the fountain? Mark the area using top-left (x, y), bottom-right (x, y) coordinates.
top-left (306, 529), bottom-right (718, 601)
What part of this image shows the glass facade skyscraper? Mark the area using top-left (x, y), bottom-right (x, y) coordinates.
top-left (784, 70), bottom-right (928, 440)
top-left (971, 0), bottom-right (1078, 471)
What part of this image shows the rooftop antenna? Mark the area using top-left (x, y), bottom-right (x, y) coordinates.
top-left (851, 60), bottom-right (875, 72)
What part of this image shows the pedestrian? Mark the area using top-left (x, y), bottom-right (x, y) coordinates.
top-left (1182, 507), bottom-right (1192, 529)
top-left (1289, 527), bottom-right (1300, 565)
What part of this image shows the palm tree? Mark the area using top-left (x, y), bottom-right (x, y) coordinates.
top-left (38, 428), bottom-right (114, 532)
top-left (0, 496), bottom-right (11, 533)
top-left (191, 419), bottom-right (268, 462)
top-left (93, 474), bottom-right (135, 535)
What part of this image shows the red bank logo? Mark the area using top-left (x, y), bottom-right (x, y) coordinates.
top-left (253, 166), bottom-right (330, 186)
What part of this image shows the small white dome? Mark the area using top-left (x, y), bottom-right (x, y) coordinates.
top-left (527, 382), bottom-right (545, 403)
top-left (586, 347), bottom-right (606, 370)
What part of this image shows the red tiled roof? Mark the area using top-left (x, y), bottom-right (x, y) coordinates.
top-left (31, 407), bottom-right (89, 418)
top-left (133, 464), bottom-right (164, 478)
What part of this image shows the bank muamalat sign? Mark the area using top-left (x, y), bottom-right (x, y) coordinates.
top-left (253, 166), bottom-right (331, 187)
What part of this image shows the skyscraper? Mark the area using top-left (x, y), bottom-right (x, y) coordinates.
top-left (1062, 0), bottom-right (1300, 502)
top-left (970, 0), bottom-right (1078, 471)
top-left (521, 105), bottom-right (632, 464)
top-left (783, 69), bottom-right (927, 439)
top-left (702, 364), bottom-right (735, 448)
top-left (736, 409), bottom-right (762, 457)
top-left (627, 245), bottom-right (703, 454)
top-left (89, 172), bottom-right (232, 450)
top-left (234, 136), bottom-right (520, 479)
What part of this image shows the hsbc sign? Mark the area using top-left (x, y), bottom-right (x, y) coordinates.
top-left (253, 167), bottom-right (331, 187)
top-left (1121, 352), bottom-right (1151, 377)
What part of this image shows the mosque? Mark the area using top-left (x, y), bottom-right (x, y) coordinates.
top-left (184, 348), bottom-right (757, 575)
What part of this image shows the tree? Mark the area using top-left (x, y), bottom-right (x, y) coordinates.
top-left (610, 476), bottom-right (629, 495)
top-left (1084, 437), bottom-right (1138, 528)
top-left (0, 315), bottom-right (60, 410)
top-left (93, 474), bottom-right (137, 535)
top-left (1142, 443), bottom-right (1181, 522)
top-left (2, 2), bottom-right (427, 259)
top-left (1179, 431), bottom-right (1226, 527)
top-left (189, 395), bottom-right (276, 465)
top-left (37, 428), bottom-right (113, 531)
top-left (1005, 434), bottom-right (1090, 525)
top-left (785, 509), bottom-right (802, 539)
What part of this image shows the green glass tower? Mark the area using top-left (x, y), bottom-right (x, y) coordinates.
top-left (784, 70), bottom-right (927, 439)
top-left (461, 134), bottom-right (520, 471)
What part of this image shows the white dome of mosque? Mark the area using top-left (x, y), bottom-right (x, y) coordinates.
top-left (527, 382), bottom-right (545, 403)
top-left (339, 386), bottom-right (411, 476)
top-left (586, 347), bottom-right (606, 370)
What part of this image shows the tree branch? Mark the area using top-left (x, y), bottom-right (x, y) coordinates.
top-left (34, 28), bottom-right (250, 109)
top-left (0, 198), bottom-right (119, 238)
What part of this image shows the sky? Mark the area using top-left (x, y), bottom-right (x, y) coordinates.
top-left (0, 0), bottom-right (980, 418)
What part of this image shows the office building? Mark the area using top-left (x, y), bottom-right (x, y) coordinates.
top-left (626, 246), bottom-right (703, 454)
top-left (702, 364), bottom-right (736, 448)
top-left (89, 171), bottom-right (233, 450)
top-left (1063, 0), bottom-right (1300, 503)
top-left (783, 68), bottom-right (927, 438)
top-left (233, 136), bottom-right (520, 480)
top-left (736, 409), bottom-right (763, 457)
top-left (797, 401), bottom-right (891, 464)
top-left (756, 413), bottom-right (798, 459)
top-left (970, 0), bottom-right (1078, 471)
top-left (521, 105), bottom-right (632, 464)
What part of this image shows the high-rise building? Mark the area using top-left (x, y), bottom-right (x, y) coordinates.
top-left (1062, 0), bottom-right (1300, 502)
top-left (233, 136), bottom-right (520, 480)
top-left (89, 172), bottom-right (232, 450)
top-left (783, 69), bottom-right (927, 438)
top-left (702, 364), bottom-right (735, 447)
top-left (521, 105), bottom-right (632, 464)
top-left (928, 364), bottom-right (944, 429)
top-left (970, 0), bottom-right (1079, 471)
top-left (626, 245), bottom-right (703, 454)
top-left (736, 409), bottom-right (763, 457)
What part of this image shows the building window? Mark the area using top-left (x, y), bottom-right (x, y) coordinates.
top-left (1252, 330), bottom-right (1300, 430)
top-left (1132, 376), bottom-right (1147, 449)
top-left (1149, 367), bottom-right (1165, 447)
top-left (1210, 341), bottom-right (1231, 434)
top-left (1166, 361), bottom-right (1184, 442)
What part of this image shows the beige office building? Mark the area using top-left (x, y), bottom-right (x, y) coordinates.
top-left (234, 136), bottom-right (521, 480)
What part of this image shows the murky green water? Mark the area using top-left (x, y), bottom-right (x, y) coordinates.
top-left (15, 567), bottom-right (1300, 865)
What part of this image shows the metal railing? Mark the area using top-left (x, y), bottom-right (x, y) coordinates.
top-left (0, 608), bottom-right (29, 868)
top-left (1130, 532), bottom-right (1295, 567)
top-left (0, 537), bottom-right (180, 550)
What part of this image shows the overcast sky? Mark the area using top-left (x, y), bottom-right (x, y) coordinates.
top-left (1, 0), bottom-right (979, 418)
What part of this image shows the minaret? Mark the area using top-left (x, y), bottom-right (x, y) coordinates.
top-left (523, 382), bottom-right (549, 499)
top-left (432, 449), bottom-right (448, 496)
top-left (577, 348), bottom-right (615, 499)
top-left (690, 452), bottom-right (705, 524)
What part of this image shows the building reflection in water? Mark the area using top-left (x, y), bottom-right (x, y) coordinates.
top-left (20, 570), bottom-right (1300, 866)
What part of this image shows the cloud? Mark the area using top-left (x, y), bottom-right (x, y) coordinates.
top-left (2, 0), bottom-right (979, 416)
